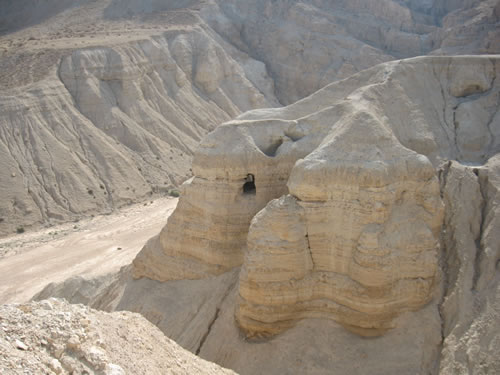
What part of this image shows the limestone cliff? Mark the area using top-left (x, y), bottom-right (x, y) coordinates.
top-left (133, 55), bottom-right (499, 340)
top-left (205, 0), bottom-right (500, 104)
top-left (0, 22), bottom-right (277, 236)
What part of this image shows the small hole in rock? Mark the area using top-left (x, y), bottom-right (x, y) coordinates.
top-left (243, 174), bottom-right (256, 195)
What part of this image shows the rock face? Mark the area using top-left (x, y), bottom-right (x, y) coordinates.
top-left (438, 156), bottom-right (500, 374)
top-left (34, 54), bottom-right (500, 373)
top-left (2, 0), bottom-right (500, 373)
top-left (0, 23), bottom-right (278, 235)
top-left (0, 298), bottom-right (235, 375)
top-left (0, 1), bottom-right (278, 236)
top-left (133, 55), bottom-right (499, 339)
top-left (204, 0), bottom-right (500, 104)
top-left (1, 0), bottom-right (498, 236)
top-left (34, 266), bottom-right (444, 375)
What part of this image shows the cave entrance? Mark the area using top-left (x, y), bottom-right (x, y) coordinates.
top-left (243, 174), bottom-right (256, 195)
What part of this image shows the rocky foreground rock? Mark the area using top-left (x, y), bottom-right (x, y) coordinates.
top-left (0, 298), bottom-right (235, 375)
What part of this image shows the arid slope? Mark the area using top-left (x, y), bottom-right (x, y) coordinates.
top-left (0, 0), bottom-right (498, 236)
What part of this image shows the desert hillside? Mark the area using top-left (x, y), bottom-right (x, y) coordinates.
top-left (1, 0), bottom-right (499, 236)
top-left (1, 1), bottom-right (500, 374)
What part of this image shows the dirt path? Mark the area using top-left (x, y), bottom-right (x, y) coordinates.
top-left (0, 198), bottom-right (177, 304)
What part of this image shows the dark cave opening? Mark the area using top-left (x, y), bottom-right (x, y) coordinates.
top-left (243, 174), bottom-right (256, 195)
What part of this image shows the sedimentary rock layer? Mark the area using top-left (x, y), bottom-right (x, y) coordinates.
top-left (133, 55), bottom-right (500, 336)
top-left (38, 55), bottom-right (500, 373)
top-left (0, 27), bottom-right (277, 236)
top-left (1, 0), bottom-right (498, 236)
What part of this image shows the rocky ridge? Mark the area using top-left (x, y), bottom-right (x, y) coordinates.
top-left (0, 298), bottom-right (235, 374)
top-left (0, 23), bottom-right (277, 236)
top-left (1, 0), bottom-right (500, 373)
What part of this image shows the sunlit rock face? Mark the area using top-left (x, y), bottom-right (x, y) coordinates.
top-left (237, 112), bottom-right (444, 337)
top-left (133, 55), bottom-right (500, 336)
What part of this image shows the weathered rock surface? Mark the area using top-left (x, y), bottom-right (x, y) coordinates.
top-left (0, 0), bottom-right (280, 236)
top-left (204, 0), bottom-right (500, 104)
top-left (35, 267), bottom-right (443, 375)
top-left (0, 298), bottom-right (235, 375)
top-left (0, 27), bottom-right (277, 236)
top-left (1, 0), bottom-right (498, 236)
top-left (36, 54), bottom-right (500, 374)
top-left (438, 156), bottom-right (500, 374)
top-left (238, 107), bottom-right (444, 336)
top-left (133, 55), bottom-right (499, 336)
top-left (2, 0), bottom-right (500, 373)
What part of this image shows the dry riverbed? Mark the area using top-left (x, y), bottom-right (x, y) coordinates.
top-left (0, 198), bottom-right (177, 304)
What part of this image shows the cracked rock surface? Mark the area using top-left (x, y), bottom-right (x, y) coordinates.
top-left (132, 55), bottom-right (499, 338)
top-left (2, 1), bottom-right (500, 374)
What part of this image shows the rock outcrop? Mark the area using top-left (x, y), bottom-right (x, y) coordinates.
top-left (204, 0), bottom-right (500, 104)
top-left (35, 266), bottom-right (444, 375)
top-left (438, 156), bottom-right (500, 374)
top-left (0, 298), bottom-right (235, 375)
top-left (1, 0), bottom-right (498, 236)
top-left (2, 0), bottom-right (500, 373)
top-left (37, 55), bottom-right (500, 373)
top-left (132, 55), bottom-right (499, 339)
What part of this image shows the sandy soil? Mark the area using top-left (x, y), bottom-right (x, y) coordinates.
top-left (0, 197), bottom-right (177, 304)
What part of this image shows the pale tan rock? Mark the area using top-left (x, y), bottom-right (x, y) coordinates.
top-left (205, 0), bottom-right (499, 104)
top-left (1, 1), bottom-right (500, 373)
top-left (0, 298), bottom-right (236, 375)
top-left (132, 117), bottom-right (323, 280)
top-left (132, 54), bottom-right (499, 339)
top-left (238, 106), bottom-right (444, 336)
top-left (32, 55), bottom-right (500, 373)
top-left (0, 30), bottom-right (277, 236)
top-left (35, 267), bottom-right (443, 375)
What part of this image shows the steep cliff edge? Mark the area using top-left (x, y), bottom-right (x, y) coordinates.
top-left (2, 0), bottom-right (500, 373)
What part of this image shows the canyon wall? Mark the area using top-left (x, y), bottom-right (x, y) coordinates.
top-left (0, 25), bottom-right (277, 236)
top-left (1, 0), bottom-right (498, 236)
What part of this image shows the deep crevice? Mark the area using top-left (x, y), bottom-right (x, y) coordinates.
top-left (196, 307), bottom-right (220, 355)
top-left (305, 233), bottom-right (315, 270)
top-left (194, 276), bottom-right (235, 356)
top-left (472, 170), bottom-right (488, 292)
